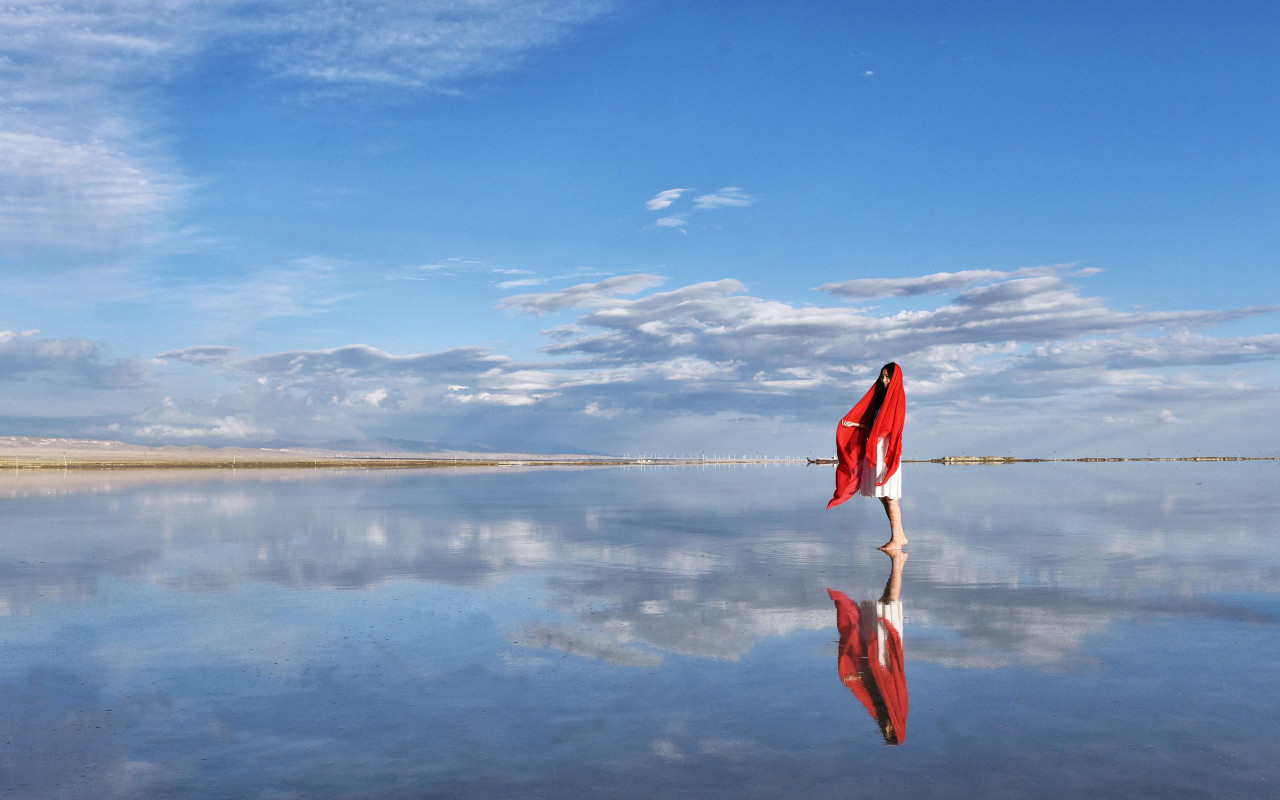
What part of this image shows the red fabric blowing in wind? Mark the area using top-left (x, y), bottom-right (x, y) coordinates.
top-left (826, 363), bottom-right (905, 510)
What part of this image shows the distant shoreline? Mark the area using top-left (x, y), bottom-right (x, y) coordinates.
top-left (0, 457), bottom-right (665, 471)
top-left (0, 452), bottom-right (1275, 472)
top-left (0, 436), bottom-right (1273, 471)
top-left (921, 455), bottom-right (1277, 464)
top-left (818, 455), bottom-right (1277, 465)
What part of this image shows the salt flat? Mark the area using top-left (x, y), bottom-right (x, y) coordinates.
top-left (1, 462), bottom-right (1276, 798)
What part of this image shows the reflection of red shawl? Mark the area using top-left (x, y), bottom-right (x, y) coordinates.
top-left (826, 364), bottom-right (905, 510)
top-left (828, 588), bottom-right (908, 744)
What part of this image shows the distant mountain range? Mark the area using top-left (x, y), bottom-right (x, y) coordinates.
top-left (305, 437), bottom-right (606, 457)
top-left (0, 434), bottom-right (606, 458)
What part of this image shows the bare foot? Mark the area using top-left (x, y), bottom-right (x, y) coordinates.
top-left (878, 536), bottom-right (908, 552)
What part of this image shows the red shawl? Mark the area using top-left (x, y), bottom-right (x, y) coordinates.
top-left (826, 363), bottom-right (905, 510)
top-left (828, 588), bottom-right (909, 745)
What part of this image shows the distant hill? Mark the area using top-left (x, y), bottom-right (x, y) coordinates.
top-left (0, 435), bottom-right (606, 459)
top-left (316, 437), bottom-right (491, 454)
top-left (317, 437), bottom-right (606, 457)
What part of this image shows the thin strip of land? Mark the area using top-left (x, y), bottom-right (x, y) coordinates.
top-left (926, 455), bottom-right (1277, 464)
top-left (0, 436), bottom-right (797, 470)
top-left (0, 437), bottom-right (1273, 470)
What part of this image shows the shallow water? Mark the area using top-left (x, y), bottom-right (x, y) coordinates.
top-left (1, 462), bottom-right (1277, 798)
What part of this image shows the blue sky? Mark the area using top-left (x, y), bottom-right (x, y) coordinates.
top-left (2, 0), bottom-right (1278, 456)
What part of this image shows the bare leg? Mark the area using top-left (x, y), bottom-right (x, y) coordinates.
top-left (877, 497), bottom-right (908, 551)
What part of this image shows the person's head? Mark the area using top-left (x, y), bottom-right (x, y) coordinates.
top-left (878, 363), bottom-right (896, 389)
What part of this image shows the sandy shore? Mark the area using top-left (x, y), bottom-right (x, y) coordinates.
top-left (0, 436), bottom-right (635, 470)
top-left (0, 436), bottom-right (802, 470)
top-left (1, 437), bottom-right (1270, 470)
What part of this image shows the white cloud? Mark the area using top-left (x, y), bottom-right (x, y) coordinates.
top-left (646, 188), bottom-right (688, 210)
top-left (134, 418), bottom-right (272, 440)
top-left (0, 0), bottom-right (615, 254)
top-left (0, 329), bottom-right (148, 387)
top-left (241, 0), bottom-right (615, 91)
top-left (817, 265), bottom-right (1072, 299)
top-left (0, 129), bottom-right (188, 254)
top-left (498, 273), bottom-right (667, 315)
top-left (238, 343), bottom-right (510, 383)
top-left (133, 397), bottom-right (276, 440)
top-left (692, 186), bottom-right (753, 209)
top-left (582, 401), bottom-right (621, 418)
top-left (11, 267), bottom-right (1280, 455)
top-left (496, 278), bottom-right (550, 289)
top-left (203, 268), bottom-right (1280, 449)
top-left (180, 256), bottom-right (360, 332)
top-left (129, 377), bottom-right (370, 444)
top-left (449, 391), bottom-right (550, 407)
top-left (155, 346), bottom-right (240, 365)
top-left (0, 1), bottom-right (202, 253)
top-left (646, 185), bottom-right (753, 232)
top-left (1022, 333), bottom-right (1280, 371)
top-left (156, 272), bottom-right (1280, 435)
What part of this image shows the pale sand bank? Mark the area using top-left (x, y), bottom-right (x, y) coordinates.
top-left (0, 436), bottom-right (794, 470)
top-left (1, 437), bottom-right (1271, 471)
top-left (0, 436), bottom-right (628, 470)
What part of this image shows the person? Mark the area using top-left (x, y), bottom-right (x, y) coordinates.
top-left (826, 362), bottom-right (907, 551)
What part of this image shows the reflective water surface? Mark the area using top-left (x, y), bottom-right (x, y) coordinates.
top-left (1, 463), bottom-right (1277, 798)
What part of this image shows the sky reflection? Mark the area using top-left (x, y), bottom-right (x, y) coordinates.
top-left (1, 463), bottom-right (1277, 797)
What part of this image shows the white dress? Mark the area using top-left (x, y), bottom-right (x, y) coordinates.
top-left (858, 436), bottom-right (902, 500)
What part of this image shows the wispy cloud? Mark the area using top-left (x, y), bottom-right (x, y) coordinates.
top-left (646, 188), bottom-right (688, 211)
top-left (0, 1), bottom-right (200, 254)
top-left (645, 185), bottom-right (753, 232)
top-left (1020, 333), bottom-right (1280, 371)
top-left (394, 259), bottom-right (549, 285)
top-left (817, 265), bottom-right (1076, 299)
top-left (181, 256), bottom-right (360, 332)
top-left (155, 346), bottom-right (241, 366)
top-left (536, 273), bottom-right (1278, 382)
top-left (239, 343), bottom-right (510, 383)
top-left (0, 1), bottom-right (615, 255)
top-left (498, 273), bottom-right (667, 315)
top-left (242, 0), bottom-right (616, 92)
top-left (0, 129), bottom-right (189, 255)
top-left (693, 186), bottom-right (754, 209)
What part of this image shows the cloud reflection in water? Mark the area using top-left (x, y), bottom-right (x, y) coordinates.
top-left (1, 463), bottom-right (1279, 797)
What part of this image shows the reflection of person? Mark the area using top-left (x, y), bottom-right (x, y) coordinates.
top-left (826, 362), bottom-right (907, 551)
top-left (828, 549), bottom-right (909, 745)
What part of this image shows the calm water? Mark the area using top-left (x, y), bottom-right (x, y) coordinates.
top-left (1, 462), bottom-right (1277, 799)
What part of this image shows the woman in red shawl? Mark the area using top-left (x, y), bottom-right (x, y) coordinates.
top-left (827, 362), bottom-right (907, 551)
